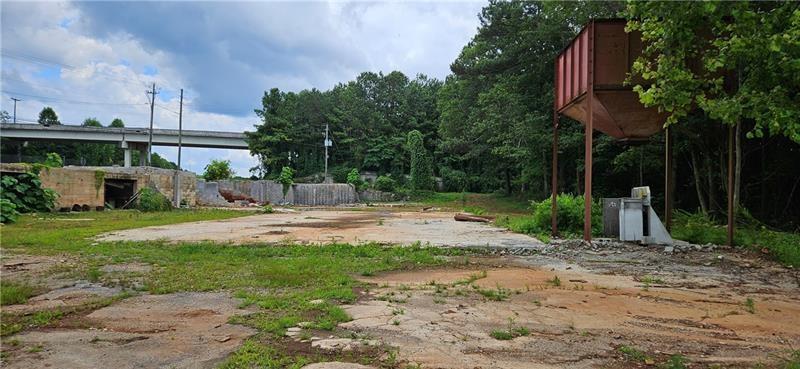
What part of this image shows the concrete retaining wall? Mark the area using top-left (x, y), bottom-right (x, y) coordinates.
top-left (293, 183), bottom-right (356, 206)
top-left (209, 179), bottom-right (392, 206)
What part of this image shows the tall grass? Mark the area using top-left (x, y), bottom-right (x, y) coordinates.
top-left (672, 210), bottom-right (800, 267)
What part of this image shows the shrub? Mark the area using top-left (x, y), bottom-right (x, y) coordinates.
top-left (374, 175), bottom-right (396, 192)
top-left (278, 166), bottom-right (295, 198)
top-left (1, 170), bottom-right (58, 222)
top-left (263, 204), bottom-right (274, 214)
top-left (137, 187), bottom-right (172, 212)
top-left (330, 166), bottom-right (350, 183)
top-left (346, 169), bottom-right (364, 191)
top-left (440, 167), bottom-right (467, 192)
top-left (498, 194), bottom-right (601, 237)
top-left (529, 193), bottom-right (602, 236)
top-left (43, 152), bottom-right (63, 168)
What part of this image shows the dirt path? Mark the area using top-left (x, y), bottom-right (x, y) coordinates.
top-left (97, 210), bottom-right (544, 248)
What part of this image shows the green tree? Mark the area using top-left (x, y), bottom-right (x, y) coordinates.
top-left (407, 130), bottom-right (433, 191)
top-left (37, 107), bottom-right (60, 126)
top-left (625, 1), bottom-right (800, 143)
top-left (77, 118), bottom-right (115, 166)
top-left (82, 118), bottom-right (102, 127)
top-left (246, 88), bottom-right (294, 177)
top-left (203, 159), bottom-right (234, 181)
top-left (109, 118), bottom-right (125, 128)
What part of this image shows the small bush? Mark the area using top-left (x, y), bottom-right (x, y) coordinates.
top-left (330, 166), bottom-right (351, 183)
top-left (496, 194), bottom-right (600, 237)
top-left (490, 330), bottom-right (514, 340)
top-left (531, 194), bottom-right (601, 236)
top-left (43, 152), bottom-right (63, 168)
top-left (278, 166), bottom-right (294, 198)
top-left (619, 345), bottom-right (649, 362)
top-left (374, 175), bottom-right (396, 192)
top-left (138, 187), bottom-right (172, 212)
top-left (262, 204), bottom-right (274, 214)
top-left (346, 169), bottom-right (364, 191)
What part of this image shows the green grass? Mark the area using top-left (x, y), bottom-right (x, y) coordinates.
top-left (489, 330), bottom-right (514, 340)
top-left (0, 280), bottom-right (40, 306)
top-left (476, 285), bottom-right (511, 301)
top-left (1, 209), bottom-right (252, 253)
top-left (660, 354), bottom-right (688, 369)
top-left (489, 326), bottom-right (529, 340)
top-left (744, 297), bottom-right (756, 314)
top-left (672, 210), bottom-right (800, 267)
top-left (413, 192), bottom-right (532, 215)
top-left (619, 345), bottom-right (650, 362)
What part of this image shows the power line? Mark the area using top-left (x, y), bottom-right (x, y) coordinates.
top-left (1, 90), bottom-right (149, 106)
top-left (155, 103), bottom-right (181, 116)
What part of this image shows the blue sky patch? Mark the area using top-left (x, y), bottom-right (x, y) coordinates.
top-left (34, 66), bottom-right (61, 81)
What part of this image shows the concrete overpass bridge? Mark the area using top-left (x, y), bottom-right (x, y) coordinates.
top-left (0, 123), bottom-right (248, 167)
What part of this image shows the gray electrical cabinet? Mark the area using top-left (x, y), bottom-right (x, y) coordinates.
top-left (603, 187), bottom-right (673, 245)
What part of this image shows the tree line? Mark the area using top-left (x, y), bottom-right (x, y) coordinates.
top-left (246, 0), bottom-right (800, 229)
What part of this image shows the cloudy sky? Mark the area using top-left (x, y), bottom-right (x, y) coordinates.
top-left (1, 1), bottom-right (484, 175)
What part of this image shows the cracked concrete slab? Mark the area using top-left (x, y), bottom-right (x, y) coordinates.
top-left (4, 292), bottom-right (256, 369)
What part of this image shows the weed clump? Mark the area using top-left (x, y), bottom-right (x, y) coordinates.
top-left (138, 187), bottom-right (172, 212)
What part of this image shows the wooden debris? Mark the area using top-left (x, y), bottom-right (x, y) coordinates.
top-left (454, 213), bottom-right (495, 223)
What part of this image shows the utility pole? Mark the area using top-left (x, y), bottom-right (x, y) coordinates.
top-left (146, 83), bottom-right (158, 166)
top-left (10, 97), bottom-right (21, 123)
top-left (177, 88), bottom-right (183, 170)
top-left (174, 88), bottom-right (184, 207)
top-left (324, 123), bottom-right (331, 182)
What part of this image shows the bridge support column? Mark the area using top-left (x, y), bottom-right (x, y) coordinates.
top-left (121, 141), bottom-right (132, 167)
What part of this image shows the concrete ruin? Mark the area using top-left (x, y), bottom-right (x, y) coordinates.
top-left (0, 164), bottom-right (395, 210)
top-left (0, 164), bottom-right (197, 210)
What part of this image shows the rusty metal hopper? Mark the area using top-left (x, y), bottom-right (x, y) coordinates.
top-left (555, 20), bottom-right (666, 139)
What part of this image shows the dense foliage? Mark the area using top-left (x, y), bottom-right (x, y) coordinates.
top-left (374, 175), bottom-right (396, 192)
top-left (407, 130), bottom-right (434, 191)
top-left (203, 159), bottom-right (234, 181)
top-left (625, 1), bottom-right (800, 142)
top-left (0, 167), bottom-right (58, 223)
